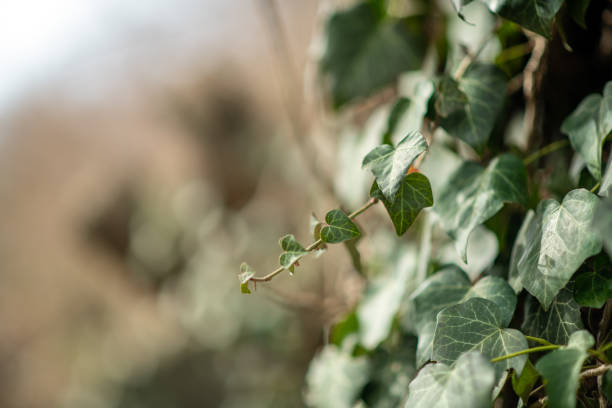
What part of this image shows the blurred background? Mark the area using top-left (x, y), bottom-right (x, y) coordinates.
top-left (0, 1), bottom-right (361, 406)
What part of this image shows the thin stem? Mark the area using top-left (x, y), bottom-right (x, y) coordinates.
top-left (525, 335), bottom-right (554, 346)
top-left (591, 181), bottom-right (601, 193)
top-left (523, 139), bottom-right (569, 166)
top-left (453, 36), bottom-right (492, 80)
top-left (490, 345), bottom-right (560, 363)
top-left (580, 364), bottom-right (612, 379)
top-left (249, 198), bottom-right (379, 283)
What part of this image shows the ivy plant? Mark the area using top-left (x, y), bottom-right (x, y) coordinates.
top-left (239, 0), bottom-right (612, 406)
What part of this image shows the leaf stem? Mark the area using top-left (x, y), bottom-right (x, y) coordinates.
top-left (525, 335), bottom-right (554, 346)
top-left (591, 181), bottom-right (601, 193)
top-left (490, 345), bottom-right (560, 363)
top-left (248, 198), bottom-right (378, 283)
top-left (523, 139), bottom-right (569, 166)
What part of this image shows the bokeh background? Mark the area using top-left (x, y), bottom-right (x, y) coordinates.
top-left (0, 1), bottom-right (360, 407)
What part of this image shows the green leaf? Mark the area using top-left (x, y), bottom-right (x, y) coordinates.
top-left (435, 76), bottom-right (468, 118)
top-left (561, 81), bottom-right (612, 180)
top-left (370, 173), bottom-right (433, 236)
top-left (404, 351), bottom-right (496, 408)
top-left (567, 0), bottom-right (592, 28)
top-left (594, 197), bottom-right (612, 258)
top-left (508, 209), bottom-right (535, 293)
top-left (278, 234), bottom-right (308, 273)
top-left (573, 254), bottom-right (612, 308)
top-left (382, 97), bottom-right (411, 145)
top-left (384, 79), bottom-right (435, 146)
top-left (305, 344), bottom-right (370, 408)
top-left (521, 285), bottom-right (584, 345)
top-left (437, 63), bottom-right (507, 152)
top-left (432, 298), bottom-right (528, 377)
top-left (514, 189), bottom-right (603, 309)
top-left (434, 153), bottom-right (528, 262)
top-left (321, 209), bottom-right (360, 244)
top-left (603, 368), bottom-right (612, 402)
top-left (512, 360), bottom-right (540, 404)
top-left (535, 330), bottom-right (594, 408)
top-left (320, 1), bottom-right (426, 108)
top-left (480, 0), bottom-right (564, 38)
top-left (362, 131), bottom-right (428, 202)
top-left (600, 153), bottom-right (612, 197)
top-left (238, 262), bottom-right (255, 294)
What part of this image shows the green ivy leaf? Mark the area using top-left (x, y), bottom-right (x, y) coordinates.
top-left (514, 189), bottom-right (602, 309)
top-left (435, 76), bottom-right (468, 118)
top-left (480, 0), bottom-right (564, 38)
top-left (370, 173), bottom-right (433, 236)
top-left (305, 344), bottom-right (370, 408)
top-left (535, 330), bottom-right (594, 408)
top-left (522, 285), bottom-right (584, 345)
top-left (567, 0), bottom-right (592, 29)
top-left (320, 0), bottom-right (426, 108)
top-left (278, 234), bottom-right (308, 273)
top-left (321, 209), bottom-right (360, 244)
top-left (561, 81), bottom-right (612, 180)
top-left (437, 63), bottom-right (507, 152)
top-left (362, 131), bottom-right (428, 202)
top-left (600, 154), bottom-right (612, 197)
top-left (382, 97), bottom-right (411, 145)
top-left (508, 209), bottom-right (535, 293)
top-left (434, 153), bottom-right (528, 262)
top-left (238, 262), bottom-right (255, 294)
top-left (512, 360), bottom-right (540, 404)
top-left (404, 351), bottom-right (496, 408)
top-left (603, 368), bottom-right (612, 402)
top-left (432, 297), bottom-right (528, 377)
top-left (594, 197), bottom-right (612, 258)
top-left (573, 254), bottom-right (612, 308)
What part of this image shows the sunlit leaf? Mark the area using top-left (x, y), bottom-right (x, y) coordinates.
top-left (514, 189), bottom-right (602, 309)
top-left (522, 285), bottom-right (584, 345)
top-left (321, 209), bottom-right (360, 244)
top-left (535, 330), bottom-right (594, 408)
top-left (561, 81), bottom-right (612, 180)
top-left (370, 173), bottom-right (433, 236)
top-left (432, 297), bottom-right (527, 377)
top-left (404, 351), bottom-right (496, 408)
top-left (434, 154), bottom-right (528, 262)
top-left (362, 131), bottom-right (428, 202)
top-left (238, 262), bottom-right (255, 294)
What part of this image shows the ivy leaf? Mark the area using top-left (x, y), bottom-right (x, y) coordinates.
top-left (535, 330), bottom-right (594, 408)
top-left (521, 285), bottom-right (584, 345)
top-left (278, 234), bottom-right (308, 273)
top-left (437, 63), bottom-right (507, 152)
top-left (320, 0), bottom-right (426, 108)
top-left (573, 254), bottom-right (612, 308)
top-left (508, 209), bottom-right (535, 293)
top-left (567, 0), bottom-right (592, 29)
top-left (321, 209), bottom-right (360, 244)
top-left (404, 351), bottom-right (496, 408)
top-left (370, 173), bottom-right (433, 236)
top-left (432, 297), bottom-right (528, 377)
top-left (382, 97), bottom-right (411, 145)
top-left (600, 153), bottom-right (612, 197)
top-left (561, 81), bottom-right (612, 180)
top-left (594, 197), bottom-right (612, 257)
top-left (362, 131), bottom-right (428, 202)
top-left (480, 0), bottom-right (564, 38)
top-left (515, 189), bottom-right (602, 309)
top-left (434, 153), bottom-right (528, 262)
top-left (512, 360), bottom-right (540, 405)
top-left (238, 262), bottom-right (255, 294)
top-left (435, 76), bottom-right (468, 118)
top-left (305, 344), bottom-right (370, 408)
top-left (603, 368), bottom-right (612, 402)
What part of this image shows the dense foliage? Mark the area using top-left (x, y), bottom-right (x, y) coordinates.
top-left (240, 0), bottom-right (612, 407)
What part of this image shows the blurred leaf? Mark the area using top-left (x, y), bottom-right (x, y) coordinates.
top-left (382, 98), bottom-right (411, 145)
top-left (561, 81), bottom-right (612, 180)
top-left (573, 254), bottom-right (612, 308)
top-left (435, 76), bottom-right (468, 118)
top-left (515, 189), bottom-right (602, 309)
top-left (600, 153), bottom-right (612, 197)
top-left (305, 344), bottom-right (370, 408)
top-left (508, 209), bottom-right (535, 293)
top-left (321, 209), bottom-right (360, 243)
top-left (512, 360), bottom-right (540, 404)
top-left (432, 298), bottom-right (527, 377)
top-left (404, 351), bottom-right (496, 408)
top-left (567, 0), bottom-right (592, 28)
top-left (603, 368), bottom-right (612, 401)
top-left (330, 312), bottom-right (359, 346)
top-left (535, 330), bottom-right (594, 408)
top-left (522, 284), bottom-right (584, 345)
top-left (386, 80), bottom-right (435, 145)
top-left (437, 63), bottom-right (507, 152)
top-left (278, 234), bottom-right (308, 273)
top-left (238, 262), bottom-right (255, 294)
top-left (434, 154), bottom-right (528, 262)
top-left (321, 1), bottom-right (426, 108)
top-left (480, 0), bottom-right (564, 38)
top-left (362, 131), bottom-right (428, 202)
top-left (370, 173), bottom-right (433, 236)
top-left (594, 197), bottom-right (612, 257)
